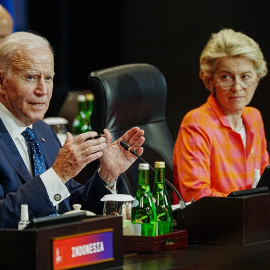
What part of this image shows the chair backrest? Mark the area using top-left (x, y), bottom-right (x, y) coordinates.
top-left (88, 63), bottom-right (174, 196)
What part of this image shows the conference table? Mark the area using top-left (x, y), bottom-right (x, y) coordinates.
top-left (118, 191), bottom-right (270, 270)
top-left (118, 241), bottom-right (270, 270)
top-left (1, 192), bottom-right (270, 269)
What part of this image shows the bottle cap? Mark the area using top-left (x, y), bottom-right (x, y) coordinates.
top-left (86, 93), bottom-right (94, 101)
top-left (138, 163), bottom-right (149, 170)
top-left (21, 204), bottom-right (29, 221)
top-left (77, 95), bottom-right (86, 102)
top-left (154, 161), bottom-right (165, 168)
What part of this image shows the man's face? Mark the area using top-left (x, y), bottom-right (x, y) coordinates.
top-left (0, 46), bottom-right (54, 126)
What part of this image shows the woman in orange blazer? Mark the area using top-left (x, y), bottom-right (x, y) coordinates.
top-left (173, 29), bottom-right (269, 203)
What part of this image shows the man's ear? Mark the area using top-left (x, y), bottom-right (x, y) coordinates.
top-left (0, 72), bottom-right (4, 84)
top-left (0, 72), bottom-right (6, 95)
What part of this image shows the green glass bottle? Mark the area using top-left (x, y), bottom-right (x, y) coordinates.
top-left (152, 161), bottom-right (173, 235)
top-left (131, 163), bottom-right (157, 236)
top-left (85, 93), bottom-right (94, 131)
top-left (72, 95), bottom-right (90, 135)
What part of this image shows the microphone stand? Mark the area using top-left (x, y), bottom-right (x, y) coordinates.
top-left (120, 140), bottom-right (187, 209)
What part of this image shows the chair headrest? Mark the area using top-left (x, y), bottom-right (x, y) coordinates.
top-left (88, 63), bottom-right (167, 133)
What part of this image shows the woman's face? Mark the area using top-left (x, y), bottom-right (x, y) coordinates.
top-left (211, 56), bottom-right (258, 116)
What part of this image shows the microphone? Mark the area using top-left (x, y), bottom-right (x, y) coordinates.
top-left (120, 140), bottom-right (155, 170)
top-left (120, 140), bottom-right (187, 209)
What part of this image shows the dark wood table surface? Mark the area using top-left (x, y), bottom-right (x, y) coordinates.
top-left (111, 241), bottom-right (270, 270)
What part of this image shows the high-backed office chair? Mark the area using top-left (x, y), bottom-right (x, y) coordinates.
top-left (88, 63), bottom-right (174, 196)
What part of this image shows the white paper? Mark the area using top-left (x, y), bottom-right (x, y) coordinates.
top-left (43, 117), bottom-right (68, 125)
top-left (100, 194), bottom-right (135, 202)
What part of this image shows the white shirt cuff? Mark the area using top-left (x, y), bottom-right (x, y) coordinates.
top-left (40, 168), bottom-right (70, 206)
top-left (109, 179), bottom-right (117, 194)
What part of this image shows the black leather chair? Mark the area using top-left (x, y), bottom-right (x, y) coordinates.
top-left (88, 63), bottom-right (174, 196)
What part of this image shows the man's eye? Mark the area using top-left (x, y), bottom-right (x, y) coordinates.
top-left (27, 76), bottom-right (34, 80)
top-left (45, 76), bottom-right (53, 81)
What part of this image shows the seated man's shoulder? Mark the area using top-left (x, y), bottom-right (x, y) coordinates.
top-left (33, 120), bottom-right (54, 132)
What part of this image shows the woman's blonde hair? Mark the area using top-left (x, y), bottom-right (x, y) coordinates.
top-left (200, 28), bottom-right (267, 91)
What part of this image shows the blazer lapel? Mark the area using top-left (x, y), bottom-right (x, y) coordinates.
top-left (0, 120), bottom-right (31, 182)
top-left (33, 121), bottom-right (62, 168)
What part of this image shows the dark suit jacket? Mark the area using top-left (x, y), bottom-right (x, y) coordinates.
top-left (0, 119), bottom-right (125, 228)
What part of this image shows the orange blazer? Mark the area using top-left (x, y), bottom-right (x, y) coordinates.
top-left (173, 94), bottom-right (269, 203)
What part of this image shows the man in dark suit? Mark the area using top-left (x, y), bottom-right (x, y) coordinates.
top-left (0, 31), bottom-right (145, 228)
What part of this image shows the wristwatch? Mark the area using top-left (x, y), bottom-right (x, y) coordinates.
top-left (98, 168), bottom-right (118, 188)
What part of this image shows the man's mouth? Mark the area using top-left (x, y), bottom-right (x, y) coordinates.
top-left (31, 103), bottom-right (44, 107)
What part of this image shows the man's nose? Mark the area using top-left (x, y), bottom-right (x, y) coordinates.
top-left (35, 78), bottom-right (47, 94)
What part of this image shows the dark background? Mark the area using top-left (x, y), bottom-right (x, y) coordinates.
top-left (25, 0), bottom-right (270, 141)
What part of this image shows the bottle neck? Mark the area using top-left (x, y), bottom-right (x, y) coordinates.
top-left (138, 169), bottom-right (150, 186)
top-left (78, 101), bottom-right (86, 114)
top-left (154, 167), bottom-right (165, 184)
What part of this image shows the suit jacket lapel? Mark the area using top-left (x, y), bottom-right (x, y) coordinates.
top-left (34, 129), bottom-right (54, 168)
top-left (0, 120), bottom-right (31, 182)
top-left (33, 121), bottom-right (62, 168)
